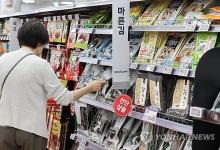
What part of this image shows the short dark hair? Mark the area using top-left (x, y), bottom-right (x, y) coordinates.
top-left (17, 19), bottom-right (49, 49)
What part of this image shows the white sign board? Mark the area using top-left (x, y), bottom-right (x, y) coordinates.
top-left (112, 0), bottom-right (130, 89)
top-left (8, 18), bottom-right (21, 51)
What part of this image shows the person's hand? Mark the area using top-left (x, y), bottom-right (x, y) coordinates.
top-left (87, 80), bottom-right (107, 92)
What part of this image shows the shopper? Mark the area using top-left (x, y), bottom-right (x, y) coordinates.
top-left (192, 47), bottom-right (220, 150)
top-left (0, 20), bottom-right (106, 150)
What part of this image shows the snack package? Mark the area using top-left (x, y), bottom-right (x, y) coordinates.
top-left (49, 47), bottom-right (63, 72)
top-left (89, 110), bottom-right (113, 144)
top-left (137, 32), bottom-right (167, 64)
top-left (155, 0), bottom-right (187, 25)
top-left (139, 122), bottom-right (154, 150)
top-left (174, 33), bottom-right (197, 69)
top-left (67, 20), bottom-right (79, 49)
top-left (103, 116), bottom-right (127, 149)
top-left (192, 32), bottom-right (217, 70)
top-left (130, 3), bottom-right (146, 25)
top-left (167, 79), bottom-right (193, 118)
top-left (176, 0), bottom-right (214, 24)
top-left (122, 120), bottom-right (142, 150)
top-left (74, 19), bottom-right (91, 49)
top-left (47, 21), bottom-right (55, 42)
top-left (130, 33), bottom-right (143, 61)
top-left (53, 21), bottom-right (64, 43)
top-left (134, 73), bottom-right (149, 107)
top-left (136, 0), bottom-right (171, 26)
top-left (149, 74), bottom-right (165, 111)
top-left (61, 20), bottom-right (68, 43)
top-left (154, 33), bottom-right (186, 66)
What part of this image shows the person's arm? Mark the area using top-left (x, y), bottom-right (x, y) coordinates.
top-left (43, 61), bottom-right (106, 105)
top-left (73, 80), bottom-right (106, 100)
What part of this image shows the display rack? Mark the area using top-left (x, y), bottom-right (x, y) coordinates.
top-left (77, 96), bottom-right (193, 135)
top-left (190, 107), bottom-right (220, 125)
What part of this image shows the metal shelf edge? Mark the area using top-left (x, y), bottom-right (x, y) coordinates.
top-left (79, 96), bottom-right (193, 135)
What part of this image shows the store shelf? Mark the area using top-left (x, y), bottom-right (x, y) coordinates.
top-left (78, 57), bottom-right (99, 64)
top-left (138, 64), bottom-right (195, 78)
top-left (79, 96), bottom-right (193, 135)
top-left (190, 107), bottom-right (220, 125)
top-left (132, 25), bottom-right (197, 32)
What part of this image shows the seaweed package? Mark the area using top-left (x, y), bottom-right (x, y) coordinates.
top-left (136, 0), bottom-right (171, 26)
top-left (137, 32), bottom-right (159, 64)
top-left (89, 110), bottom-right (113, 144)
top-left (174, 33), bottom-right (197, 69)
top-left (61, 20), bottom-right (68, 43)
top-left (192, 32), bottom-right (217, 70)
top-left (154, 33), bottom-right (187, 66)
top-left (149, 74), bottom-right (166, 111)
top-left (139, 122), bottom-right (154, 150)
top-left (47, 21), bottom-right (55, 42)
top-left (167, 79), bottom-right (192, 118)
top-left (134, 73), bottom-right (150, 107)
top-left (130, 34), bottom-right (142, 60)
top-left (130, 2), bottom-right (146, 25)
top-left (155, 0), bottom-right (187, 25)
top-left (67, 20), bottom-right (79, 49)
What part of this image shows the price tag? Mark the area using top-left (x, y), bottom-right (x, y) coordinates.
top-left (46, 44), bottom-right (50, 49)
top-left (57, 44), bottom-right (61, 50)
top-left (47, 17), bottom-right (51, 21)
top-left (163, 67), bottom-right (173, 74)
top-left (143, 109), bottom-right (158, 124)
top-left (179, 69), bottom-right (189, 77)
top-left (52, 16), bottom-right (57, 21)
top-left (70, 134), bottom-right (76, 140)
top-left (75, 14), bottom-right (80, 20)
top-left (186, 24), bottom-right (196, 31)
top-left (62, 15), bottom-right (66, 20)
top-left (190, 107), bottom-right (204, 118)
top-left (57, 16), bottom-right (61, 21)
top-left (81, 28), bottom-right (94, 34)
top-left (68, 15), bottom-right (73, 20)
top-left (43, 17), bottom-right (47, 22)
top-left (199, 23), bottom-right (211, 32)
top-left (113, 95), bottom-right (133, 117)
top-left (146, 65), bottom-right (155, 72)
top-left (130, 63), bottom-right (138, 69)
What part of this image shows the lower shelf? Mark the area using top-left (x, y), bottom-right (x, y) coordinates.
top-left (78, 96), bottom-right (193, 135)
top-left (190, 107), bottom-right (220, 125)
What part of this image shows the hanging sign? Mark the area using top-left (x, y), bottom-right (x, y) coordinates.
top-left (112, 0), bottom-right (130, 89)
top-left (113, 94), bottom-right (133, 117)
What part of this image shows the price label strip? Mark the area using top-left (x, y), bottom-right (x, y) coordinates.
top-left (143, 109), bottom-right (158, 124)
top-left (179, 69), bottom-right (189, 77)
top-left (163, 67), bottom-right (173, 74)
top-left (130, 63), bottom-right (138, 69)
top-left (199, 23), bottom-right (211, 32)
top-left (186, 24), bottom-right (197, 31)
top-left (190, 107), bottom-right (204, 118)
top-left (146, 65), bottom-right (156, 72)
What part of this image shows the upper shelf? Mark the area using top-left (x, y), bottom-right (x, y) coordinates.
top-left (0, 0), bottom-right (144, 19)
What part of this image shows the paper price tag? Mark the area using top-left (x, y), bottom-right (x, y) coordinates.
top-left (190, 107), bottom-right (203, 118)
top-left (81, 28), bottom-right (94, 34)
top-left (70, 134), bottom-right (76, 140)
top-left (57, 44), bottom-right (61, 50)
top-left (143, 109), bottom-right (158, 124)
top-left (46, 44), bottom-right (50, 49)
top-left (75, 14), bottom-right (80, 19)
top-left (62, 15), bottom-right (66, 20)
top-left (163, 67), bottom-right (173, 74)
top-left (52, 16), bottom-right (57, 21)
top-left (130, 63), bottom-right (138, 69)
top-left (47, 17), bottom-right (51, 21)
top-left (199, 23), bottom-right (211, 32)
top-left (43, 17), bottom-right (47, 22)
top-left (179, 69), bottom-right (189, 77)
top-left (146, 65), bottom-right (155, 72)
top-left (68, 15), bottom-right (73, 20)
top-left (57, 16), bottom-right (61, 21)
top-left (186, 24), bottom-right (196, 31)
